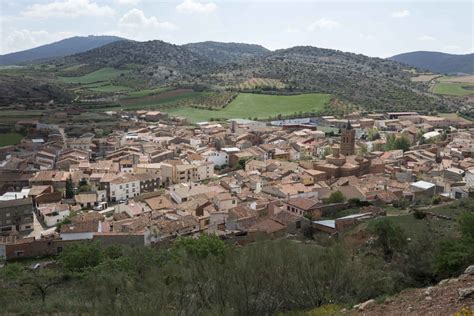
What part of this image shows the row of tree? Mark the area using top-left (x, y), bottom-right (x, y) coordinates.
top-left (1, 211), bottom-right (473, 314)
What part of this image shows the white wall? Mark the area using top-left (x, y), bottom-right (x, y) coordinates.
top-left (110, 180), bottom-right (140, 201)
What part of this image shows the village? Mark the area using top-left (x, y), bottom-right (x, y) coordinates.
top-left (0, 110), bottom-right (473, 260)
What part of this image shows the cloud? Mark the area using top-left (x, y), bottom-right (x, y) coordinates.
top-left (359, 33), bottom-right (375, 40)
top-left (176, 0), bottom-right (217, 14)
top-left (117, 0), bottom-right (140, 4)
top-left (308, 18), bottom-right (341, 31)
top-left (284, 27), bottom-right (301, 34)
top-left (418, 35), bottom-right (435, 41)
top-left (1, 29), bottom-right (76, 54)
top-left (443, 45), bottom-right (461, 52)
top-left (22, 0), bottom-right (115, 18)
top-left (391, 10), bottom-right (410, 18)
top-left (119, 9), bottom-right (176, 30)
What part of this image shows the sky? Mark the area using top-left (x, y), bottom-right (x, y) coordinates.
top-left (1, 0), bottom-right (473, 57)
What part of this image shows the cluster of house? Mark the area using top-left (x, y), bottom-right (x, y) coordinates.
top-left (0, 111), bottom-right (473, 260)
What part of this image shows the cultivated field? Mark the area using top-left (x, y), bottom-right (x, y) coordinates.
top-left (162, 93), bottom-right (331, 122)
top-left (0, 132), bottom-right (24, 147)
top-left (431, 75), bottom-right (474, 96)
top-left (59, 67), bottom-right (131, 84)
top-left (236, 78), bottom-right (286, 90)
top-left (410, 74), bottom-right (441, 82)
top-left (117, 89), bottom-right (205, 110)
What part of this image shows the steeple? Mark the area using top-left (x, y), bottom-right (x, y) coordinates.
top-left (340, 119), bottom-right (355, 156)
top-left (346, 119), bottom-right (352, 130)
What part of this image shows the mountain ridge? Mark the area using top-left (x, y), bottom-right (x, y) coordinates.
top-left (389, 51), bottom-right (474, 74)
top-left (0, 35), bottom-right (126, 66)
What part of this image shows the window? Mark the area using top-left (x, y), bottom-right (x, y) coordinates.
top-left (15, 251), bottom-right (24, 257)
top-left (119, 185), bottom-right (122, 189)
top-left (296, 221), bottom-right (301, 229)
top-left (5, 213), bottom-right (10, 217)
top-left (126, 184), bottom-right (129, 188)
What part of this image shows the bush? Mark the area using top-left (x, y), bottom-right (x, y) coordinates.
top-left (413, 209), bottom-right (426, 220)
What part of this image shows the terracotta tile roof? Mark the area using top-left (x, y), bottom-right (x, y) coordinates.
top-left (285, 197), bottom-right (320, 211)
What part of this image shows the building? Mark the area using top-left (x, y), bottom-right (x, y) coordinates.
top-left (134, 173), bottom-right (161, 193)
top-left (282, 197), bottom-right (322, 218)
top-left (0, 198), bottom-right (34, 233)
top-left (37, 203), bottom-right (70, 227)
top-left (109, 174), bottom-right (140, 202)
top-left (340, 121), bottom-right (355, 156)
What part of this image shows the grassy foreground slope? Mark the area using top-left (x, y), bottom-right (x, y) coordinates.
top-left (163, 93), bottom-right (331, 122)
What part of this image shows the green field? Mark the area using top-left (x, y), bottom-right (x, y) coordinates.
top-left (59, 67), bottom-right (131, 84)
top-left (125, 87), bottom-right (170, 98)
top-left (0, 132), bottom-right (24, 147)
top-left (432, 82), bottom-right (474, 96)
top-left (89, 84), bottom-right (132, 93)
top-left (162, 93), bottom-right (331, 122)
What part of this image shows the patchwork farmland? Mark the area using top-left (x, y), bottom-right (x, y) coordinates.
top-left (162, 92), bottom-right (331, 122)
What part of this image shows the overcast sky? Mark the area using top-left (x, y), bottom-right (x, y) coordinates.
top-left (1, 0), bottom-right (473, 57)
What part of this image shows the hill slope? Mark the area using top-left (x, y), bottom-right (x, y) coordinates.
top-left (66, 40), bottom-right (216, 84)
top-left (389, 51), bottom-right (474, 74)
top-left (0, 35), bottom-right (125, 66)
top-left (205, 46), bottom-right (456, 111)
top-left (182, 41), bottom-right (270, 64)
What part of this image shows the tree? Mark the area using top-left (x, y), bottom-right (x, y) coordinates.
top-left (325, 191), bottom-right (345, 204)
top-left (0, 263), bottom-right (66, 304)
top-left (171, 234), bottom-right (228, 260)
top-left (385, 134), bottom-right (410, 152)
top-left (65, 176), bottom-right (74, 199)
top-left (367, 128), bottom-right (380, 141)
top-left (458, 211), bottom-right (474, 239)
top-left (369, 219), bottom-right (407, 261)
top-left (59, 241), bottom-right (103, 272)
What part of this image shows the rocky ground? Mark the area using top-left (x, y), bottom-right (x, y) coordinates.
top-left (349, 266), bottom-right (474, 315)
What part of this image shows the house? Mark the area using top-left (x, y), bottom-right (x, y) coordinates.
top-left (213, 193), bottom-right (238, 211)
top-left (0, 198), bottom-right (34, 233)
top-left (203, 149), bottom-right (230, 167)
top-left (109, 174), bottom-right (140, 202)
top-left (75, 192), bottom-right (98, 209)
top-left (282, 197), bottom-right (322, 218)
top-left (161, 161), bottom-right (198, 185)
top-left (170, 183), bottom-right (213, 204)
top-left (410, 180), bottom-right (437, 201)
top-left (145, 111), bottom-right (168, 121)
top-left (147, 214), bottom-right (200, 242)
top-left (313, 212), bottom-right (374, 234)
top-left (195, 161), bottom-right (214, 181)
top-left (226, 205), bottom-right (258, 231)
top-left (60, 212), bottom-right (107, 240)
top-left (134, 173), bottom-right (161, 193)
top-left (37, 203), bottom-right (70, 227)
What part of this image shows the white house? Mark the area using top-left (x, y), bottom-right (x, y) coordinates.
top-left (60, 221), bottom-right (104, 241)
top-left (204, 150), bottom-right (229, 167)
top-left (37, 203), bottom-right (70, 227)
top-left (109, 174), bottom-right (140, 202)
